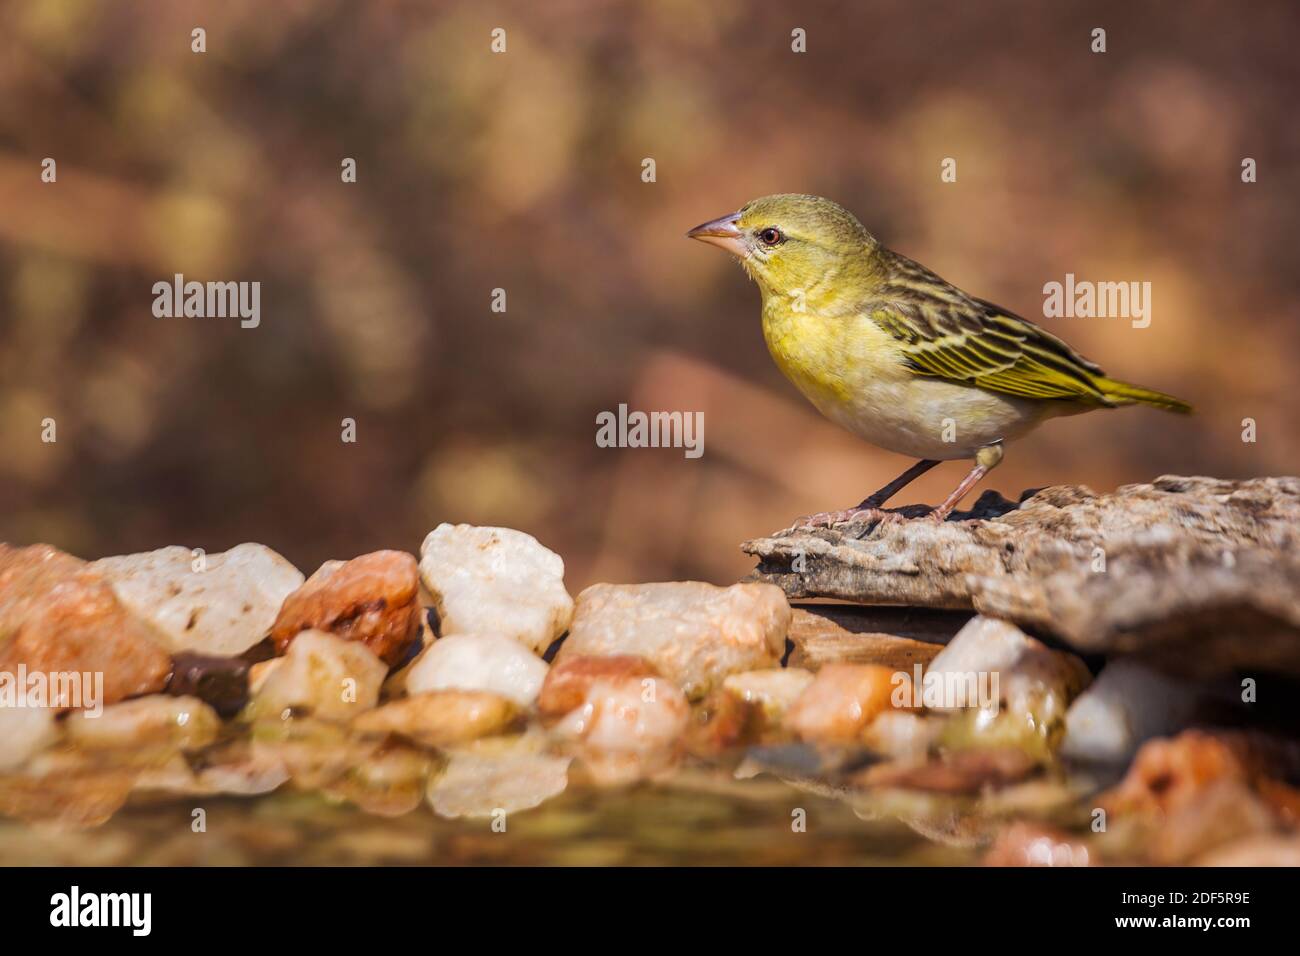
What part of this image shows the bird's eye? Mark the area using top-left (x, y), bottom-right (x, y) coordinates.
top-left (758, 227), bottom-right (783, 246)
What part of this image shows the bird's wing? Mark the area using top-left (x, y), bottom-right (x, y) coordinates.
top-left (865, 254), bottom-right (1114, 405)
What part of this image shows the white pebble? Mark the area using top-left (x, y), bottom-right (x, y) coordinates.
top-left (92, 543), bottom-right (304, 656)
top-left (559, 581), bottom-right (791, 698)
top-left (406, 633), bottom-right (548, 707)
top-left (419, 524), bottom-right (573, 654)
top-left (1061, 659), bottom-right (1200, 763)
top-left (427, 746), bottom-right (570, 818)
top-left (65, 695), bottom-right (219, 751)
top-left (723, 667), bottom-right (814, 717)
top-left (554, 675), bottom-right (689, 754)
top-left (0, 707), bottom-right (58, 770)
top-left (251, 629), bottom-right (387, 721)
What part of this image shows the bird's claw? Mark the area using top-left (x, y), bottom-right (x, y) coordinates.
top-left (783, 507), bottom-right (906, 536)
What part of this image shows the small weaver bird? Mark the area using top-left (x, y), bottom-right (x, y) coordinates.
top-left (688, 194), bottom-right (1191, 527)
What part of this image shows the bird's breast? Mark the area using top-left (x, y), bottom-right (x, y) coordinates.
top-left (760, 300), bottom-right (906, 407)
top-left (759, 300), bottom-right (1044, 459)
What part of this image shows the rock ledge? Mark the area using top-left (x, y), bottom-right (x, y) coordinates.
top-left (742, 476), bottom-right (1300, 676)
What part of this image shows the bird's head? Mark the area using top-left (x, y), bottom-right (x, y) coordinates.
top-left (687, 193), bottom-right (877, 299)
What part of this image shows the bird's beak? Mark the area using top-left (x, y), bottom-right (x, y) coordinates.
top-left (686, 212), bottom-right (746, 257)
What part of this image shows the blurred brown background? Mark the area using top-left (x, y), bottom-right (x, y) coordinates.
top-left (1, 0), bottom-right (1297, 591)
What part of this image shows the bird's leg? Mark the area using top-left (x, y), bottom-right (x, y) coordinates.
top-left (856, 458), bottom-right (942, 509)
top-left (928, 443), bottom-right (1004, 522)
top-left (790, 459), bottom-right (940, 530)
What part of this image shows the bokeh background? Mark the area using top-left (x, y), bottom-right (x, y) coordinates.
top-left (1, 0), bottom-right (1297, 591)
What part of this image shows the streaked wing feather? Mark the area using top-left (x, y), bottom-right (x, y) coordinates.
top-left (867, 255), bottom-right (1112, 405)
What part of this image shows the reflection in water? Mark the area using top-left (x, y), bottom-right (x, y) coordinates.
top-left (0, 770), bottom-right (979, 867)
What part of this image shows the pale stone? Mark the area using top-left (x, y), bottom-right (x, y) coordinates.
top-left (538, 655), bottom-right (658, 717)
top-left (927, 616), bottom-right (1091, 715)
top-left (928, 616), bottom-right (1091, 756)
top-left (322, 745), bottom-right (433, 817)
top-left (418, 524), bottom-right (573, 653)
top-left (248, 714), bottom-right (382, 789)
top-left (427, 740), bottom-right (570, 819)
top-left (722, 667), bottom-right (814, 718)
top-left (558, 581), bottom-right (791, 698)
top-left (863, 711), bottom-right (942, 758)
top-left (92, 543), bottom-right (304, 656)
top-left (553, 675), bottom-right (689, 754)
top-left (405, 634), bottom-right (548, 707)
top-left (353, 690), bottom-right (518, 748)
top-left (65, 695), bottom-right (220, 751)
top-left (248, 658), bottom-right (281, 695)
top-left (1061, 659), bottom-right (1201, 763)
top-left (0, 707), bottom-right (58, 771)
top-left (132, 754), bottom-right (209, 795)
top-left (925, 616), bottom-right (1033, 693)
top-left (194, 743), bottom-right (291, 795)
top-left (248, 630), bottom-right (386, 722)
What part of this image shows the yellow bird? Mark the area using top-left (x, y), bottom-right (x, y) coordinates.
top-left (687, 193), bottom-right (1191, 527)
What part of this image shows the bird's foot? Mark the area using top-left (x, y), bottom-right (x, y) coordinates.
top-left (783, 507), bottom-right (907, 535)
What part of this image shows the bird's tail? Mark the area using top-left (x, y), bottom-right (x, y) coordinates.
top-left (1094, 376), bottom-right (1193, 414)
